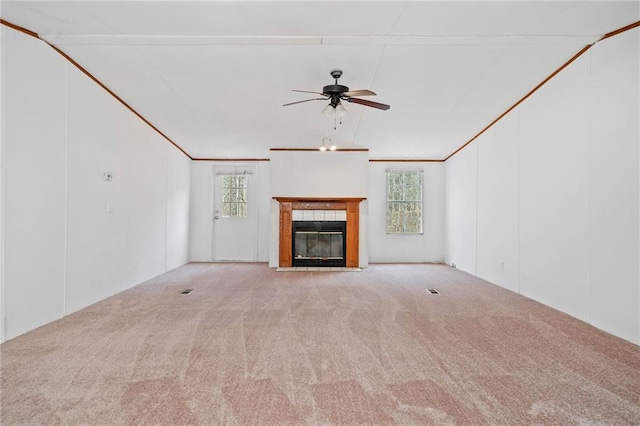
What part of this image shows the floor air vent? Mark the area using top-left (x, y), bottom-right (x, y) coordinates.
top-left (427, 289), bottom-right (440, 295)
top-left (181, 289), bottom-right (193, 294)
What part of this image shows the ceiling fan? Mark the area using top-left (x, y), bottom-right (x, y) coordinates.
top-left (283, 70), bottom-right (390, 128)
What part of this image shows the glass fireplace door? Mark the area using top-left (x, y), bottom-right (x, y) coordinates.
top-left (292, 221), bottom-right (346, 267)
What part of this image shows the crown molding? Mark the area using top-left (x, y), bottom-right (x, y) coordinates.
top-left (1, 19), bottom-right (192, 160)
top-left (445, 20), bottom-right (640, 162)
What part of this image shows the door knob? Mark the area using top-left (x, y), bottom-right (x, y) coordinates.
top-left (214, 215), bottom-right (219, 220)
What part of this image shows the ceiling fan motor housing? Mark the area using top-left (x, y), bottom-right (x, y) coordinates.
top-left (323, 84), bottom-right (349, 95)
top-left (323, 84), bottom-right (349, 106)
top-left (324, 69), bottom-right (348, 106)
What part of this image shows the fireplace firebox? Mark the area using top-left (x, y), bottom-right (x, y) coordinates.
top-left (292, 221), bottom-right (346, 267)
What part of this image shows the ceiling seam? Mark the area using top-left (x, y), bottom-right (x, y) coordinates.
top-left (134, 45), bottom-right (214, 146)
top-left (73, 3), bottom-right (122, 36)
top-left (350, 43), bottom-right (387, 148)
top-left (349, 0), bottom-right (408, 149)
top-left (443, 20), bottom-right (640, 162)
top-left (424, 43), bottom-right (515, 147)
top-left (0, 19), bottom-right (194, 161)
top-left (387, 1), bottom-right (411, 37)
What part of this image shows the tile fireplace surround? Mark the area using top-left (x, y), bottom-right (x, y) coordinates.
top-left (273, 197), bottom-right (366, 268)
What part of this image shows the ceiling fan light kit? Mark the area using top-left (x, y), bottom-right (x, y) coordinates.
top-left (321, 103), bottom-right (335, 118)
top-left (319, 136), bottom-right (336, 152)
top-left (284, 69), bottom-right (390, 130)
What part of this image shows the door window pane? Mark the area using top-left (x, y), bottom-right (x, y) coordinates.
top-left (221, 174), bottom-right (248, 218)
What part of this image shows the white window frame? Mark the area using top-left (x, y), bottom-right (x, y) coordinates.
top-left (385, 169), bottom-right (424, 234)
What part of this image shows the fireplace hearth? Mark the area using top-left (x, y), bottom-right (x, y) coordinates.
top-left (292, 221), bottom-right (346, 267)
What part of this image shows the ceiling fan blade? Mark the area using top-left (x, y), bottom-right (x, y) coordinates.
top-left (283, 97), bottom-right (327, 106)
top-left (292, 89), bottom-right (327, 96)
top-left (345, 97), bottom-right (390, 110)
top-left (343, 89), bottom-right (377, 97)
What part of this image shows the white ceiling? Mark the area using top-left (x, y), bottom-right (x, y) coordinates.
top-left (2, 1), bottom-right (638, 159)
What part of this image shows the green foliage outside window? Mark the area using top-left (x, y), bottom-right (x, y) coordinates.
top-left (222, 175), bottom-right (247, 218)
top-left (386, 171), bottom-right (423, 233)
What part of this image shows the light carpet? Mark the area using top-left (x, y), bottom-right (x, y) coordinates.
top-left (1, 263), bottom-right (639, 425)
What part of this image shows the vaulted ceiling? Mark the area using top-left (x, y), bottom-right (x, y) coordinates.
top-left (2, 1), bottom-right (638, 159)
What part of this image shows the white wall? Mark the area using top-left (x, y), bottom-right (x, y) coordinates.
top-left (445, 28), bottom-right (640, 344)
top-left (166, 149), bottom-right (191, 270)
top-left (518, 52), bottom-right (591, 322)
top-left (65, 62), bottom-right (129, 313)
top-left (270, 151), bottom-right (369, 198)
top-left (0, 24), bottom-right (4, 342)
top-left (588, 29), bottom-right (639, 342)
top-left (189, 162), bottom-right (213, 261)
top-left (3, 27), bottom-right (67, 339)
top-left (445, 144), bottom-right (478, 273)
top-left (190, 154), bottom-right (447, 267)
top-left (368, 162), bottom-right (445, 263)
top-left (1, 27), bottom-right (191, 342)
top-left (189, 161), bottom-right (270, 262)
top-left (476, 112), bottom-right (519, 292)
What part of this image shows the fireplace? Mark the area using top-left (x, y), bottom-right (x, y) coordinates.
top-left (274, 197), bottom-right (365, 268)
top-left (292, 221), bottom-right (346, 267)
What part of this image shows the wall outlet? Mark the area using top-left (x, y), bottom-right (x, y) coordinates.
top-left (132, 260), bottom-right (138, 270)
top-left (103, 172), bottom-right (113, 181)
top-left (499, 260), bottom-right (505, 271)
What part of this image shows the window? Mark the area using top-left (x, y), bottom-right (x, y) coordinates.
top-left (221, 174), bottom-right (248, 218)
top-left (386, 170), bottom-right (423, 233)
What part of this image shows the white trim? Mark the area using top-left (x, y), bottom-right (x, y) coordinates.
top-left (62, 61), bottom-right (69, 317)
top-left (40, 34), bottom-right (600, 47)
top-left (385, 169), bottom-right (424, 234)
top-left (0, 26), bottom-right (5, 343)
top-left (163, 145), bottom-right (169, 272)
top-left (213, 164), bottom-right (255, 173)
top-left (385, 168), bottom-right (424, 173)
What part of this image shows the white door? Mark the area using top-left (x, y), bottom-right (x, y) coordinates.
top-left (212, 166), bottom-right (258, 261)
